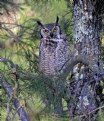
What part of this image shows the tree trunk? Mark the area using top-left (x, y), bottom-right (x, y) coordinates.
top-left (73, 0), bottom-right (102, 64)
top-left (69, 0), bottom-right (103, 120)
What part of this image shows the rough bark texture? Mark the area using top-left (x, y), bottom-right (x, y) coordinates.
top-left (73, 1), bottom-right (103, 77)
top-left (74, 0), bottom-right (102, 66)
top-left (69, 0), bottom-right (103, 120)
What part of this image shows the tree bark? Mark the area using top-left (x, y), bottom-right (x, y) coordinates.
top-left (73, 0), bottom-right (102, 65)
top-left (69, 0), bottom-right (103, 120)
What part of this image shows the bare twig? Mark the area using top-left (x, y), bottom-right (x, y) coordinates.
top-left (0, 57), bottom-right (30, 121)
top-left (2, 80), bottom-right (30, 121)
top-left (6, 95), bottom-right (13, 121)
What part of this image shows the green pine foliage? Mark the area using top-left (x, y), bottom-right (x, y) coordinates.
top-left (0, 0), bottom-right (104, 121)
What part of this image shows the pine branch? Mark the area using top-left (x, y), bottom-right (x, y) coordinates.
top-left (2, 79), bottom-right (30, 121)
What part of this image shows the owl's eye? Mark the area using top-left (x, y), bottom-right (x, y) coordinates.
top-left (53, 27), bottom-right (57, 32)
top-left (44, 29), bottom-right (49, 33)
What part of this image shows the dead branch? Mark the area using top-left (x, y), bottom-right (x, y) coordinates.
top-left (2, 79), bottom-right (30, 121)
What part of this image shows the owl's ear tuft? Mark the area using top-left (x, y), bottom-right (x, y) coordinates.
top-left (37, 21), bottom-right (44, 28)
top-left (56, 16), bottom-right (59, 25)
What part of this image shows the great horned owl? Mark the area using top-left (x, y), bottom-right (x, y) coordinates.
top-left (37, 17), bottom-right (70, 76)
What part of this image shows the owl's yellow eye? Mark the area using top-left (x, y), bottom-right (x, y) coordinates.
top-left (44, 29), bottom-right (49, 33)
top-left (53, 27), bottom-right (57, 32)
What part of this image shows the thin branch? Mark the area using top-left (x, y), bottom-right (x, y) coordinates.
top-left (6, 95), bottom-right (13, 121)
top-left (2, 80), bottom-right (30, 121)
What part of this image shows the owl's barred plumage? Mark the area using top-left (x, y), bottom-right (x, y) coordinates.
top-left (37, 17), bottom-right (71, 115)
top-left (37, 17), bottom-right (70, 76)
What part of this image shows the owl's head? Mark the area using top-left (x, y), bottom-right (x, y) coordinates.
top-left (37, 16), bottom-right (61, 39)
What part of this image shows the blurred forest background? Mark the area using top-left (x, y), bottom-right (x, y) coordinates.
top-left (0, 0), bottom-right (104, 121)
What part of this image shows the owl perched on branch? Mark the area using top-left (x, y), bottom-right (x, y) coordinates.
top-left (37, 17), bottom-right (71, 115)
top-left (37, 17), bottom-right (71, 76)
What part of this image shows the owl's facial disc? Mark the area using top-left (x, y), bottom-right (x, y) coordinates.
top-left (40, 23), bottom-right (61, 40)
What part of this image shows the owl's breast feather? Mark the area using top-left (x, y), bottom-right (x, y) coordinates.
top-left (49, 38), bottom-right (63, 42)
top-left (41, 38), bottom-right (58, 48)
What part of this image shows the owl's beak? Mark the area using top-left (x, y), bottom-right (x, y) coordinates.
top-left (50, 33), bottom-right (54, 38)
